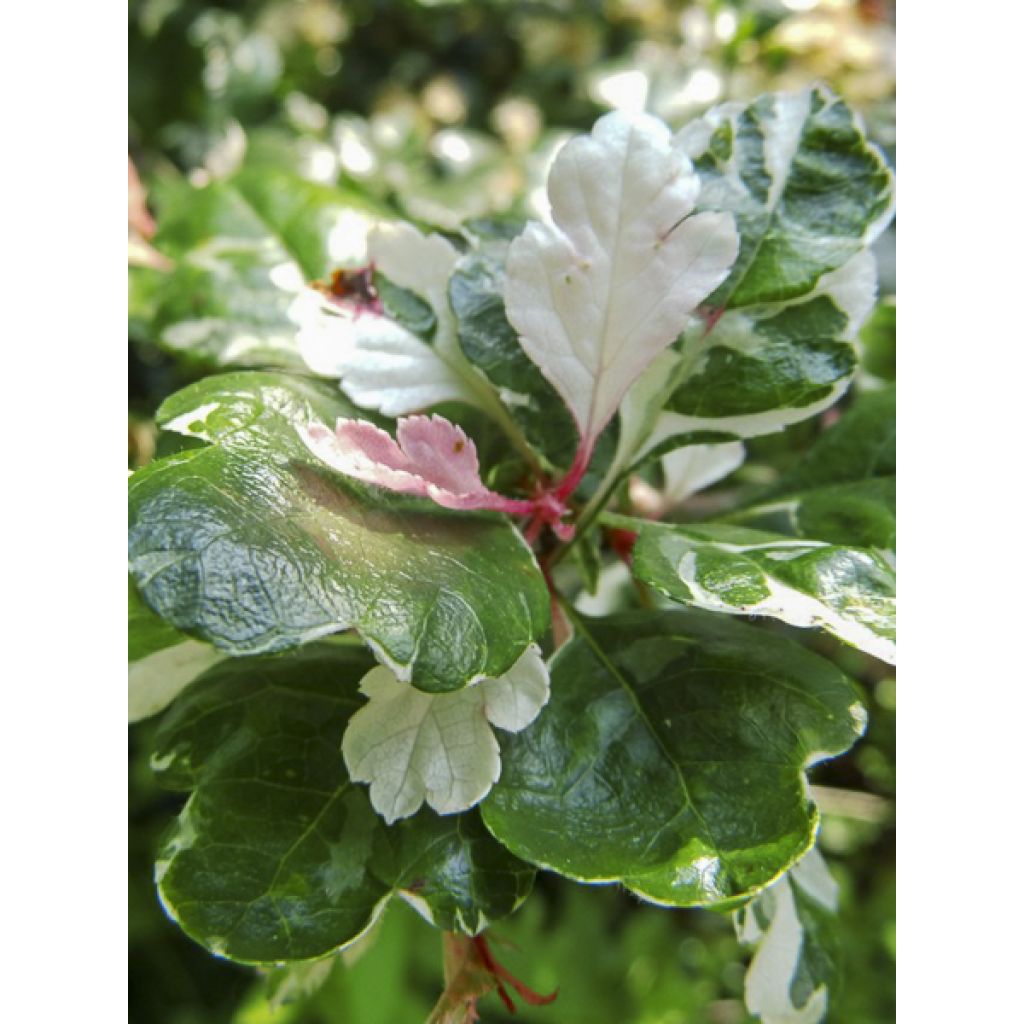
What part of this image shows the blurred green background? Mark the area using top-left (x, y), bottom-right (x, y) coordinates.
top-left (128, 1), bottom-right (895, 1020)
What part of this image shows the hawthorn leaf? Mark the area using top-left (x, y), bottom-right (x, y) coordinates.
top-left (481, 609), bottom-right (864, 907)
top-left (504, 110), bottom-right (739, 452)
top-left (291, 222), bottom-right (489, 416)
top-left (153, 645), bottom-right (535, 964)
top-left (734, 847), bottom-right (841, 1024)
top-left (660, 86), bottom-right (894, 438)
top-left (728, 387), bottom-right (895, 550)
top-left (342, 645), bottom-right (549, 823)
top-left (625, 520), bottom-right (895, 663)
top-left (449, 235), bottom-right (577, 470)
top-left (129, 372), bottom-right (549, 692)
top-left (128, 577), bottom-right (224, 723)
top-left (129, 168), bottom-right (388, 369)
top-left (662, 250), bottom-right (876, 438)
top-left (298, 414), bottom-right (531, 515)
top-left (675, 87), bottom-right (895, 308)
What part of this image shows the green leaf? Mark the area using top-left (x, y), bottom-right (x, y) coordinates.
top-left (662, 87), bottom-right (895, 439)
top-left (626, 521), bottom-right (895, 664)
top-left (449, 237), bottom-right (577, 470)
top-left (482, 609), bottom-right (865, 907)
top-left (129, 372), bottom-right (549, 692)
top-left (735, 847), bottom-right (842, 1024)
top-left (130, 168), bottom-right (388, 369)
top-left (728, 387), bottom-right (895, 550)
top-left (129, 576), bottom-right (225, 723)
top-left (153, 645), bottom-right (535, 965)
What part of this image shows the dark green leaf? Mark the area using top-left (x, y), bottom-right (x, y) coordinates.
top-left (482, 609), bottom-right (864, 907)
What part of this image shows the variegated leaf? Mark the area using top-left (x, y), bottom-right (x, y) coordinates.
top-left (734, 848), bottom-right (841, 1024)
top-left (627, 520), bottom-right (895, 663)
top-left (342, 646), bottom-right (550, 823)
top-left (662, 87), bottom-right (894, 438)
top-left (505, 111), bottom-right (739, 454)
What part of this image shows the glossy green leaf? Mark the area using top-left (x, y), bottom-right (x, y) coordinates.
top-left (482, 610), bottom-right (865, 907)
top-left (128, 372), bottom-right (549, 692)
top-left (153, 645), bottom-right (535, 965)
top-left (735, 847), bottom-right (842, 1024)
top-left (661, 87), bottom-right (894, 439)
top-left (728, 387), bottom-right (895, 550)
top-left (130, 168), bottom-right (388, 369)
top-left (449, 237), bottom-right (577, 470)
top-left (626, 521), bottom-right (895, 663)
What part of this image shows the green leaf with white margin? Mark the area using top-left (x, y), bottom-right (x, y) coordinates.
top-left (128, 577), bottom-right (225, 723)
top-left (624, 520), bottom-right (895, 663)
top-left (661, 87), bottom-right (895, 438)
top-left (128, 372), bottom-right (549, 693)
top-left (449, 232), bottom-right (577, 470)
top-left (734, 847), bottom-right (841, 1024)
top-left (504, 110), bottom-right (739, 457)
top-left (481, 609), bottom-right (865, 907)
top-left (153, 645), bottom-right (535, 965)
top-left (342, 645), bottom-right (549, 823)
top-left (728, 387), bottom-right (895, 550)
top-left (129, 168), bottom-right (389, 369)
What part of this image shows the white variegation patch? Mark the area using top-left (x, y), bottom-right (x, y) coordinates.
top-left (342, 646), bottom-right (549, 823)
top-left (672, 538), bottom-right (895, 664)
top-left (291, 222), bottom-right (489, 417)
top-left (128, 640), bottom-right (225, 724)
top-left (735, 848), bottom-right (839, 1024)
top-left (504, 110), bottom-right (738, 453)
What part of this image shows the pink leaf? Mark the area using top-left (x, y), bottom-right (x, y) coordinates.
top-left (299, 415), bottom-right (534, 516)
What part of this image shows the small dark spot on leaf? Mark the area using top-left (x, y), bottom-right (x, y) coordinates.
top-left (454, 440), bottom-right (465, 454)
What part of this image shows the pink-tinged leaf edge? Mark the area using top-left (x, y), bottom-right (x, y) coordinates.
top-left (299, 414), bottom-right (535, 516)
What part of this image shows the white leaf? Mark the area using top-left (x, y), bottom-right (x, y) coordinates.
top-left (342, 646), bottom-right (549, 823)
top-left (291, 222), bottom-right (485, 416)
top-left (128, 641), bottom-right (225, 724)
top-left (658, 440), bottom-right (745, 504)
top-left (504, 111), bottom-right (738, 452)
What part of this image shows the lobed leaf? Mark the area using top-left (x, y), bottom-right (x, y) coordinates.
top-left (482, 610), bottom-right (865, 907)
top-left (661, 87), bottom-right (895, 440)
top-left (504, 111), bottom-right (739, 451)
top-left (153, 646), bottom-right (535, 964)
top-left (129, 372), bottom-right (549, 692)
